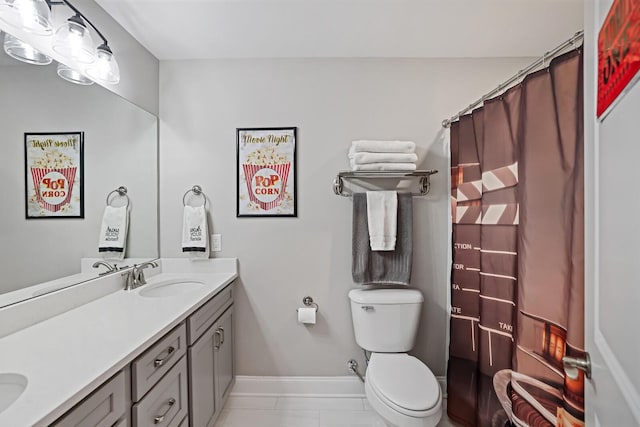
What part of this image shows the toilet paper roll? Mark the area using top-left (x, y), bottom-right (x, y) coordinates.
top-left (297, 307), bottom-right (316, 324)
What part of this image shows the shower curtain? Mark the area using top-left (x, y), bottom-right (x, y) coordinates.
top-left (447, 49), bottom-right (585, 427)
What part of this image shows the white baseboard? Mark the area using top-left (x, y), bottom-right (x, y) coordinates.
top-left (230, 376), bottom-right (447, 399)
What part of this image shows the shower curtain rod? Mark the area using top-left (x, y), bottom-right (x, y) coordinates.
top-left (441, 30), bottom-right (584, 128)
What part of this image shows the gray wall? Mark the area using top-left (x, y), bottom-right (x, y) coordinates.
top-left (0, 64), bottom-right (158, 294)
top-left (159, 57), bottom-right (533, 376)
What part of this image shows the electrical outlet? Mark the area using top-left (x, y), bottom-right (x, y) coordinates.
top-left (211, 234), bottom-right (222, 252)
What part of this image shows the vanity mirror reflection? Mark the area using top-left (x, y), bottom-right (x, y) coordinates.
top-left (0, 48), bottom-right (158, 307)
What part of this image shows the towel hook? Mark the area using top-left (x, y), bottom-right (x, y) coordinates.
top-left (183, 185), bottom-right (207, 207)
top-left (106, 186), bottom-right (130, 208)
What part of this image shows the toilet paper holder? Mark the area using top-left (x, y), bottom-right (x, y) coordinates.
top-left (297, 296), bottom-right (319, 312)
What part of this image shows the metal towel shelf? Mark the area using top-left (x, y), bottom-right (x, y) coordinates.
top-left (333, 170), bottom-right (438, 197)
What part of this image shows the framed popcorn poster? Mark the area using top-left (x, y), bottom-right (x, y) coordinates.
top-left (237, 127), bottom-right (297, 217)
top-left (24, 132), bottom-right (84, 219)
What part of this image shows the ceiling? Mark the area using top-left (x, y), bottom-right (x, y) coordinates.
top-left (95, 0), bottom-right (584, 60)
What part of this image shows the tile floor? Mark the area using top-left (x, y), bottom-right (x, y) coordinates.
top-left (214, 396), bottom-right (458, 427)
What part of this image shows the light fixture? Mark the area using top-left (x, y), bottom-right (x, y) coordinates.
top-left (0, 0), bottom-right (121, 85)
top-left (52, 13), bottom-right (94, 64)
top-left (0, 0), bottom-right (53, 36)
top-left (85, 43), bottom-right (119, 84)
top-left (56, 61), bottom-right (93, 85)
top-left (3, 31), bottom-right (51, 64)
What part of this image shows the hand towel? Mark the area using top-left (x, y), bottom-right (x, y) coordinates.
top-left (182, 205), bottom-right (209, 259)
top-left (366, 191), bottom-right (397, 251)
top-left (348, 150), bottom-right (418, 165)
top-left (350, 162), bottom-right (417, 171)
top-left (351, 140), bottom-right (416, 153)
top-left (352, 192), bottom-right (413, 286)
top-left (98, 205), bottom-right (129, 261)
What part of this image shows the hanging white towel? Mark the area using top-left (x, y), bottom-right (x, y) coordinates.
top-left (182, 205), bottom-right (209, 259)
top-left (98, 205), bottom-right (129, 261)
top-left (366, 191), bottom-right (398, 251)
top-left (351, 140), bottom-right (416, 153)
top-left (348, 150), bottom-right (418, 165)
top-left (351, 162), bottom-right (417, 171)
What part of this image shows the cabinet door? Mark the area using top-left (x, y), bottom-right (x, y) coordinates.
top-left (214, 305), bottom-right (234, 408)
top-left (188, 323), bottom-right (216, 427)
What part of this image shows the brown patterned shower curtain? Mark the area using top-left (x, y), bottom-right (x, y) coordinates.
top-left (447, 49), bottom-right (585, 427)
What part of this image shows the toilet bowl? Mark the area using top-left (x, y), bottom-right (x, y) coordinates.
top-left (365, 353), bottom-right (442, 427)
top-left (348, 288), bottom-right (442, 426)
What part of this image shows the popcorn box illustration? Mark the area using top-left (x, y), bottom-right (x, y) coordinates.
top-left (242, 163), bottom-right (291, 211)
top-left (30, 167), bottom-right (77, 212)
top-left (241, 144), bottom-right (293, 211)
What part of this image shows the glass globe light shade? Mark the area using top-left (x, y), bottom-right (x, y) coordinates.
top-left (0, 0), bottom-right (53, 36)
top-left (3, 31), bottom-right (51, 64)
top-left (52, 15), bottom-right (94, 64)
top-left (57, 62), bottom-right (94, 85)
top-left (85, 44), bottom-right (120, 84)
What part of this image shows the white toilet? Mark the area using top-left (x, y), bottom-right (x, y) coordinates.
top-left (349, 288), bottom-right (442, 427)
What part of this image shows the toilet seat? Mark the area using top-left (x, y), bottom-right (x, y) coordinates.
top-left (366, 353), bottom-right (441, 417)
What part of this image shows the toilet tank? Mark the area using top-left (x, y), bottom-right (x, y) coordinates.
top-left (348, 288), bottom-right (424, 352)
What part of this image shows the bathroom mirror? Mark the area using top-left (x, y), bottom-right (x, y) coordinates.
top-left (0, 51), bottom-right (158, 307)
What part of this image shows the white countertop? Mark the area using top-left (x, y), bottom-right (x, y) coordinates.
top-left (0, 258), bottom-right (238, 426)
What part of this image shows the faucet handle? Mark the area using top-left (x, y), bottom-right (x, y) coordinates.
top-left (121, 268), bottom-right (136, 291)
top-left (136, 269), bottom-right (148, 286)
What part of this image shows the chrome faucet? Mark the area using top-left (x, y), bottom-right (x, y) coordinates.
top-left (92, 261), bottom-right (117, 276)
top-left (122, 261), bottom-right (159, 291)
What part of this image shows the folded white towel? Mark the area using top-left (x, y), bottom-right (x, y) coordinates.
top-left (349, 150), bottom-right (418, 164)
top-left (98, 205), bottom-right (129, 261)
top-left (351, 162), bottom-right (417, 171)
top-left (182, 205), bottom-right (209, 259)
top-left (351, 140), bottom-right (416, 153)
top-left (366, 191), bottom-right (398, 251)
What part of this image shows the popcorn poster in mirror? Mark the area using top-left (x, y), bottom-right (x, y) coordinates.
top-left (237, 127), bottom-right (297, 217)
top-left (24, 132), bottom-right (84, 219)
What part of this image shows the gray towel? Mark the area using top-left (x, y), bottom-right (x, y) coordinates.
top-left (352, 192), bottom-right (413, 285)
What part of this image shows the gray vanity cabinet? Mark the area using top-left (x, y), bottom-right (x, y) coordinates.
top-left (187, 284), bottom-right (235, 427)
top-left (50, 282), bottom-right (235, 427)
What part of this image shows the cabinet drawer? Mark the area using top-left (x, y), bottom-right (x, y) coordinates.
top-left (132, 323), bottom-right (187, 401)
top-left (52, 371), bottom-right (126, 427)
top-left (187, 283), bottom-right (233, 345)
top-left (132, 356), bottom-right (189, 427)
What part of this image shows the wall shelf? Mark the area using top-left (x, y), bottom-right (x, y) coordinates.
top-left (333, 170), bottom-right (438, 197)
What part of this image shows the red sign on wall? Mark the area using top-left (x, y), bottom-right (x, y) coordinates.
top-left (597, 0), bottom-right (640, 118)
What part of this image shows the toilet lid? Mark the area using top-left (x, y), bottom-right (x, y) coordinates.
top-left (367, 353), bottom-right (440, 414)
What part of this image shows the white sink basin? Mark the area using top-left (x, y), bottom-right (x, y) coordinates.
top-left (0, 373), bottom-right (27, 414)
top-left (138, 280), bottom-right (204, 298)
